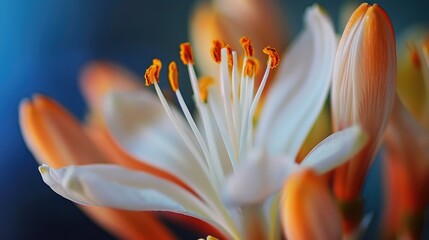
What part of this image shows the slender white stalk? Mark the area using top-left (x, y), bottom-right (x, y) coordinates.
top-left (237, 69), bottom-right (257, 161)
top-left (208, 92), bottom-right (238, 170)
top-left (240, 57), bottom-right (248, 107)
top-left (199, 103), bottom-right (228, 183)
top-left (176, 90), bottom-right (222, 188)
top-left (187, 63), bottom-right (204, 113)
top-left (248, 61), bottom-right (272, 147)
top-left (232, 51), bottom-right (241, 136)
top-left (220, 49), bottom-right (238, 158)
top-left (153, 83), bottom-right (210, 178)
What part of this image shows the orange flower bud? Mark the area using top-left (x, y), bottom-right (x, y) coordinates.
top-left (281, 169), bottom-right (342, 240)
top-left (331, 3), bottom-right (396, 200)
top-left (331, 3), bottom-right (396, 232)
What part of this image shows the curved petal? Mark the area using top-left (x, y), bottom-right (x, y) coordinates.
top-left (300, 125), bottom-right (368, 174)
top-left (19, 95), bottom-right (106, 167)
top-left (280, 169), bottom-right (342, 240)
top-left (255, 5), bottom-right (337, 158)
top-left (85, 125), bottom-right (194, 193)
top-left (39, 164), bottom-right (235, 239)
top-left (103, 91), bottom-right (215, 199)
top-left (190, 0), bottom-right (287, 80)
top-left (80, 206), bottom-right (176, 240)
top-left (224, 126), bottom-right (367, 206)
top-left (79, 62), bottom-right (142, 114)
top-left (19, 95), bottom-right (177, 239)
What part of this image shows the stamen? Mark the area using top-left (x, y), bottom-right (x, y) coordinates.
top-left (244, 58), bottom-right (259, 77)
top-left (263, 46), bottom-right (280, 69)
top-left (144, 64), bottom-right (159, 86)
top-left (168, 61), bottom-right (179, 92)
top-left (240, 36), bottom-right (254, 57)
top-left (199, 77), bottom-right (216, 103)
top-left (211, 40), bottom-right (225, 63)
top-left (180, 43), bottom-right (194, 64)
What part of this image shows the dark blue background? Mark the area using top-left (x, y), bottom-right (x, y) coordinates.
top-left (0, 0), bottom-right (428, 239)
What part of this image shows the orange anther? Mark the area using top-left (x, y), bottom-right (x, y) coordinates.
top-left (144, 65), bottom-right (159, 86)
top-left (180, 43), bottom-right (194, 64)
top-left (263, 46), bottom-right (280, 69)
top-left (240, 36), bottom-right (254, 57)
top-left (168, 61), bottom-right (179, 92)
top-left (211, 40), bottom-right (225, 63)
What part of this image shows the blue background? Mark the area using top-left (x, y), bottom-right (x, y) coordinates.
top-left (0, 0), bottom-right (428, 239)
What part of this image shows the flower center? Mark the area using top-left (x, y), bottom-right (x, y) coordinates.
top-left (144, 37), bottom-right (279, 192)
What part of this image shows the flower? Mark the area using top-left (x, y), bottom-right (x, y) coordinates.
top-left (20, 5), bottom-right (368, 239)
top-left (330, 3), bottom-right (396, 233)
top-left (383, 29), bottom-right (429, 240)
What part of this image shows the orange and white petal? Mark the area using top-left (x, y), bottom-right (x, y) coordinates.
top-left (332, 3), bottom-right (396, 134)
top-left (85, 124), bottom-right (194, 193)
top-left (39, 164), bottom-right (236, 239)
top-left (280, 169), bottom-right (342, 240)
top-left (255, 4), bottom-right (337, 158)
top-left (19, 95), bottom-right (176, 239)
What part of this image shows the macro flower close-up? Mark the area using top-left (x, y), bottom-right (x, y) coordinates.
top-left (2, 0), bottom-right (429, 239)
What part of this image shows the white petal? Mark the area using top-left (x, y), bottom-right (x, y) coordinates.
top-left (102, 91), bottom-right (214, 201)
top-left (255, 5), bottom-right (337, 158)
top-left (223, 149), bottom-right (299, 206)
top-left (39, 164), bottom-right (235, 238)
top-left (300, 125), bottom-right (368, 174)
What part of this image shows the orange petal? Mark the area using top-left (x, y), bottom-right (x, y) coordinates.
top-left (160, 212), bottom-right (227, 240)
top-left (79, 62), bottom-right (141, 122)
top-left (382, 97), bottom-right (429, 239)
top-left (280, 169), bottom-right (342, 240)
top-left (81, 206), bottom-right (176, 240)
top-left (19, 95), bottom-right (106, 167)
top-left (190, 0), bottom-right (287, 89)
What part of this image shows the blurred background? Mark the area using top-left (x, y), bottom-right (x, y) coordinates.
top-left (0, 0), bottom-right (428, 239)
